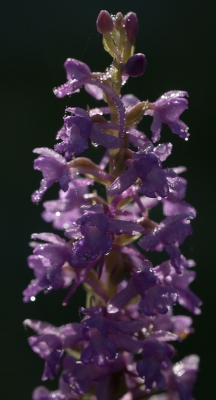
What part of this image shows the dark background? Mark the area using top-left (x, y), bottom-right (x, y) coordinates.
top-left (1, 1), bottom-right (215, 399)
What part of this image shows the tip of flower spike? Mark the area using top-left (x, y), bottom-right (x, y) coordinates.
top-left (124, 12), bottom-right (139, 40)
top-left (96, 10), bottom-right (114, 34)
top-left (124, 53), bottom-right (147, 77)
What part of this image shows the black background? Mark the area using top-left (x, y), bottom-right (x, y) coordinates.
top-left (1, 1), bottom-right (215, 399)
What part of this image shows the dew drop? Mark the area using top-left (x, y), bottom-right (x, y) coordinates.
top-left (30, 296), bottom-right (36, 302)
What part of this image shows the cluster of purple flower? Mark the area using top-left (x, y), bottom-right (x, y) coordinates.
top-left (24, 10), bottom-right (201, 400)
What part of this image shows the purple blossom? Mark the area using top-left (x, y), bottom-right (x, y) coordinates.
top-left (67, 206), bottom-right (143, 260)
top-left (42, 179), bottom-right (92, 230)
top-left (156, 260), bottom-right (202, 314)
top-left (165, 355), bottom-right (199, 400)
top-left (146, 91), bottom-right (189, 142)
top-left (55, 107), bottom-right (120, 159)
top-left (107, 261), bottom-right (178, 316)
top-left (31, 148), bottom-right (71, 203)
top-left (108, 152), bottom-right (178, 198)
top-left (138, 213), bottom-right (194, 272)
top-left (23, 233), bottom-right (89, 301)
top-left (137, 340), bottom-right (174, 389)
top-left (53, 58), bottom-right (91, 98)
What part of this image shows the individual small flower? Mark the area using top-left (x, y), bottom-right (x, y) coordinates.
top-left (141, 309), bottom-right (193, 341)
top-left (162, 176), bottom-right (196, 217)
top-left (53, 58), bottom-right (91, 98)
top-left (81, 328), bottom-right (117, 366)
top-left (42, 179), bottom-right (92, 230)
top-left (23, 233), bottom-right (89, 301)
top-left (156, 260), bottom-right (202, 315)
top-left (53, 59), bottom-right (126, 140)
top-left (146, 91), bottom-right (189, 142)
top-left (138, 213), bottom-right (194, 272)
top-left (55, 107), bottom-right (120, 159)
top-left (107, 260), bottom-right (178, 316)
top-left (137, 340), bottom-right (174, 389)
top-left (31, 148), bottom-right (71, 203)
top-left (165, 355), bottom-right (199, 400)
top-left (24, 319), bottom-right (84, 382)
top-left (108, 152), bottom-right (178, 198)
top-left (67, 205), bottom-right (143, 260)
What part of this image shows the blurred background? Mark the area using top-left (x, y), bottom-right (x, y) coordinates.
top-left (1, 0), bottom-right (215, 398)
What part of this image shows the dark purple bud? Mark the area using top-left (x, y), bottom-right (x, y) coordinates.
top-left (124, 53), bottom-right (147, 77)
top-left (96, 10), bottom-right (114, 34)
top-left (124, 12), bottom-right (139, 40)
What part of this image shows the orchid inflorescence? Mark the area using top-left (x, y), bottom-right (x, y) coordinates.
top-left (24, 10), bottom-right (201, 400)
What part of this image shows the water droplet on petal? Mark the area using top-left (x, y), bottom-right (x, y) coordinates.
top-left (92, 142), bottom-right (98, 148)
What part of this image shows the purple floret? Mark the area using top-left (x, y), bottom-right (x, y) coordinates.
top-left (139, 213), bottom-right (194, 272)
top-left (107, 261), bottom-right (178, 317)
top-left (108, 151), bottom-right (178, 198)
top-left (53, 58), bottom-right (91, 98)
top-left (146, 91), bottom-right (189, 142)
top-left (42, 179), bottom-right (92, 230)
top-left (67, 207), bottom-right (143, 260)
top-left (55, 108), bottom-right (120, 159)
top-left (32, 148), bottom-right (71, 203)
top-left (137, 340), bottom-right (174, 389)
top-left (23, 233), bottom-right (89, 301)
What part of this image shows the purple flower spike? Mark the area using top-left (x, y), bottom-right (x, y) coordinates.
top-left (96, 10), bottom-right (114, 34)
top-left (25, 10), bottom-right (200, 400)
top-left (147, 91), bottom-right (189, 142)
top-left (124, 53), bottom-right (147, 77)
top-left (53, 58), bottom-right (91, 98)
top-left (31, 148), bottom-right (71, 203)
top-left (139, 213), bottom-right (194, 272)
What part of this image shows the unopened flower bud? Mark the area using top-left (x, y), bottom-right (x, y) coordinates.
top-left (114, 12), bottom-right (124, 30)
top-left (124, 53), bottom-right (147, 77)
top-left (124, 12), bottom-right (139, 40)
top-left (96, 10), bottom-right (114, 34)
